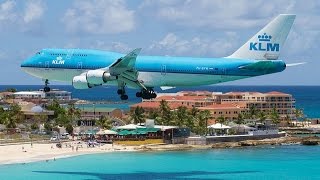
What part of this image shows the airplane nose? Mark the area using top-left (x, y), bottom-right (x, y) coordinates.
top-left (21, 57), bottom-right (33, 67)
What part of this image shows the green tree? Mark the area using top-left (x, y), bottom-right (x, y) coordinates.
top-left (159, 100), bottom-right (172, 125)
top-left (67, 103), bottom-right (81, 126)
top-left (46, 100), bottom-right (66, 119)
top-left (4, 88), bottom-right (17, 92)
top-left (96, 116), bottom-right (113, 129)
top-left (131, 106), bottom-right (145, 124)
top-left (269, 107), bottom-right (280, 125)
top-left (257, 110), bottom-right (267, 124)
top-left (55, 113), bottom-right (70, 127)
top-left (31, 122), bottom-right (39, 130)
top-left (65, 124), bottom-right (73, 134)
top-left (44, 122), bottom-right (52, 132)
top-left (2, 104), bottom-right (24, 129)
top-left (248, 105), bottom-right (258, 119)
top-left (216, 116), bottom-right (226, 125)
top-left (148, 110), bottom-right (159, 119)
top-left (175, 106), bottom-right (189, 127)
top-left (195, 110), bottom-right (211, 136)
top-left (235, 113), bottom-right (245, 133)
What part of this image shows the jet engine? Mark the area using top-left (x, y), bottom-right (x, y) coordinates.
top-left (72, 75), bottom-right (93, 89)
top-left (86, 69), bottom-right (116, 85)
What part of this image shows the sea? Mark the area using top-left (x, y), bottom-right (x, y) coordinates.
top-left (0, 85), bottom-right (319, 118)
top-left (1, 145), bottom-right (320, 179)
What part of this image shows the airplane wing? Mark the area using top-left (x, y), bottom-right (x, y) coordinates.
top-left (108, 48), bottom-right (147, 90)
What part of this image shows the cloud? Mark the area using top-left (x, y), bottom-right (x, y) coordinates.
top-left (23, 0), bottom-right (45, 24)
top-left (90, 40), bottom-right (131, 53)
top-left (62, 0), bottom-right (135, 35)
top-left (148, 32), bottom-right (239, 57)
top-left (0, 0), bottom-right (45, 34)
top-left (0, 0), bottom-right (16, 24)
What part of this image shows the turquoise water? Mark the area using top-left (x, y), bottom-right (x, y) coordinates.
top-left (1, 145), bottom-right (320, 179)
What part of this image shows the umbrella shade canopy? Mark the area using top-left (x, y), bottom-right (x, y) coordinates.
top-left (104, 129), bottom-right (118, 135)
top-left (116, 124), bottom-right (145, 130)
top-left (118, 130), bottom-right (129, 136)
top-left (96, 130), bottom-right (106, 135)
top-left (137, 128), bottom-right (160, 133)
top-left (207, 123), bottom-right (231, 129)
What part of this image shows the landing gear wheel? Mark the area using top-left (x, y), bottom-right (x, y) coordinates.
top-left (120, 94), bottom-right (128, 100)
top-left (44, 86), bottom-right (50, 93)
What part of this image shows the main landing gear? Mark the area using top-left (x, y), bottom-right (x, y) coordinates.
top-left (117, 87), bottom-right (128, 101)
top-left (136, 89), bottom-right (157, 99)
top-left (43, 79), bottom-right (50, 93)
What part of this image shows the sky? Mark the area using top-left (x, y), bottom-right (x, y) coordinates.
top-left (0, 0), bottom-right (319, 85)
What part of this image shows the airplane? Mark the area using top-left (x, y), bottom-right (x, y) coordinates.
top-left (21, 14), bottom-right (300, 100)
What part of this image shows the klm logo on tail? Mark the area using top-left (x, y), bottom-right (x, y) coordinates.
top-left (249, 33), bottom-right (279, 52)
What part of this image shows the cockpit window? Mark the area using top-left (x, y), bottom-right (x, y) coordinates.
top-left (36, 52), bottom-right (40, 55)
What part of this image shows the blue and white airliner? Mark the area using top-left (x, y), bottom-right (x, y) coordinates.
top-left (21, 14), bottom-right (300, 100)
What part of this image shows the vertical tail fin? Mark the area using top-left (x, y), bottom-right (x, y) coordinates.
top-left (228, 14), bottom-right (296, 60)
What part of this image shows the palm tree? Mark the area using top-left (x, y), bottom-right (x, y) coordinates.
top-left (216, 116), bottom-right (226, 126)
top-left (96, 116), bottom-right (113, 129)
top-left (235, 113), bottom-right (245, 133)
top-left (67, 103), bottom-right (81, 126)
top-left (294, 108), bottom-right (304, 120)
top-left (257, 110), bottom-right (267, 124)
top-left (175, 106), bottom-right (188, 127)
top-left (248, 105), bottom-right (258, 119)
top-left (195, 110), bottom-right (211, 136)
top-left (2, 104), bottom-right (24, 129)
top-left (159, 100), bottom-right (172, 125)
top-left (269, 107), bottom-right (280, 125)
top-left (131, 106), bottom-right (145, 125)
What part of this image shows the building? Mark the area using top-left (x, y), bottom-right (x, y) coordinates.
top-left (11, 89), bottom-right (72, 104)
top-left (18, 102), bottom-right (54, 122)
top-left (218, 91), bottom-right (296, 118)
top-left (42, 89), bottom-right (72, 100)
top-left (130, 90), bottom-right (296, 121)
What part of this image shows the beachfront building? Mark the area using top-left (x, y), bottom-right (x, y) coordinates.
top-left (130, 90), bottom-right (297, 121)
top-left (12, 89), bottom-right (72, 102)
top-left (218, 91), bottom-right (296, 118)
top-left (41, 89), bottom-right (72, 100)
top-left (18, 101), bottom-right (54, 123)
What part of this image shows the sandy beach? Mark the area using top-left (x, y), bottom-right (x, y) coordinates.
top-left (0, 142), bottom-right (136, 165)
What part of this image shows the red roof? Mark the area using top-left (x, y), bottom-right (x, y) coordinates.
top-left (266, 91), bottom-right (289, 95)
top-left (130, 102), bottom-right (189, 110)
top-left (155, 95), bottom-right (211, 101)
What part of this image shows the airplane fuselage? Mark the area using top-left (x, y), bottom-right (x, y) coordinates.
top-left (21, 48), bottom-right (286, 88)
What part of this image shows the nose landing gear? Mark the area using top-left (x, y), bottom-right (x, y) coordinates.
top-left (43, 79), bottom-right (50, 93)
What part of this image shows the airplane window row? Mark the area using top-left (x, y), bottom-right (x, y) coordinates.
top-left (50, 54), bottom-right (88, 57)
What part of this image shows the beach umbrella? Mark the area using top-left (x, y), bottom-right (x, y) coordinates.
top-left (104, 129), bottom-right (118, 135)
top-left (96, 130), bottom-right (106, 135)
top-left (207, 123), bottom-right (231, 129)
top-left (116, 124), bottom-right (145, 130)
top-left (118, 130), bottom-right (129, 136)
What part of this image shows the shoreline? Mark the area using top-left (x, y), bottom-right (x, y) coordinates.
top-left (1, 136), bottom-right (320, 166)
top-left (0, 142), bottom-right (137, 166)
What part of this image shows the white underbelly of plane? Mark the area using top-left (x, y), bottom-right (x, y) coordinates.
top-left (21, 67), bottom-right (249, 87)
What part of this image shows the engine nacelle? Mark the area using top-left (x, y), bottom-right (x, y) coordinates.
top-left (86, 69), bottom-right (116, 85)
top-left (72, 75), bottom-right (93, 89)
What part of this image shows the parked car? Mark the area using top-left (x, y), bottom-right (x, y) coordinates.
top-left (50, 136), bottom-right (59, 141)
